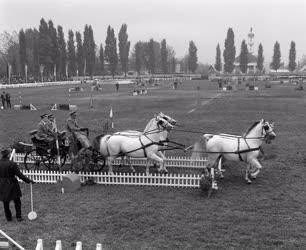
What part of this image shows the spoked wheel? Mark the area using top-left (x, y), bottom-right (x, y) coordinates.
top-left (24, 148), bottom-right (67, 171)
top-left (88, 155), bottom-right (106, 172)
top-left (24, 149), bottom-right (45, 170)
top-left (199, 169), bottom-right (214, 198)
top-left (45, 153), bottom-right (67, 171)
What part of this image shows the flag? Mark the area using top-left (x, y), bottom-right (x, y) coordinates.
top-left (109, 107), bottom-right (114, 129)
top-left (109, 107), bottom-right (113, 118)
top-left (65, 64), bottom-right (68, 78)
top-left (54, 64), bottom-right (57, 77)
top-left (25, 64), bottom-right (28, 82)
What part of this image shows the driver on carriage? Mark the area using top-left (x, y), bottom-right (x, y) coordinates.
top-left (66, 111), bottom-right (92, 153)
top-left (36, 114), bottom-right (56, 148)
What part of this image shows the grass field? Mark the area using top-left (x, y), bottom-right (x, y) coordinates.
top-left (1, 80), bottom-right (306, 249)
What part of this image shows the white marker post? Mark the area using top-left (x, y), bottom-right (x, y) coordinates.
top-left (54, 118), bottom-right (64, 193)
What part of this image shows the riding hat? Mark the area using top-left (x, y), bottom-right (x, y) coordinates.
top-left (40, 113), bottom-right (48, 119)
top-left (69, 110), bottom-right (77, 116)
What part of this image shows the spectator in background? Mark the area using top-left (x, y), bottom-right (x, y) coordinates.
top-left (115, 82), bottom-right (119, 92)
top-left (1, 91), bottom-right (6, 109)
top-left (5, 92), bottom-right (11, 109)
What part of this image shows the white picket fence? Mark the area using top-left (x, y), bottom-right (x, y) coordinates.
top-left (36, 239), bottom-right (102, 250)
top-left (14, 153), bottom-right (207, 169)
top-left (21, 170), bottom-right (201, 188)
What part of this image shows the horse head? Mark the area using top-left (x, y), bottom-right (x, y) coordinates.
top-left (156, 113), bottom-right (175, 131)
top-left (158, 112), bottom-right (177, 126)
top-left (261, 119), bottom-right (276, 144)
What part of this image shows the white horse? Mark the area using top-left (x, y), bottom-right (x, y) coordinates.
top-left (200, 119), bottom-right (276, 189)
top-left (114, 112), bottom-right (177, 172)
top-left (93, 113), bottom-right (176, 175)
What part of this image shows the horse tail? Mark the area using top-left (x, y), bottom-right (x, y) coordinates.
top-left (191, 137), bottom-right (206, 160)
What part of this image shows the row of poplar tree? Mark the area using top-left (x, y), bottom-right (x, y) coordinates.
top-left (214, 28), bottom-right (297, 73)
top-left (11, 18), bottom-right (199, 80)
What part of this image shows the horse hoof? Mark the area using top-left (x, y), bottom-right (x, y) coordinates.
top-left (246, 180), bottom-right (252, 184)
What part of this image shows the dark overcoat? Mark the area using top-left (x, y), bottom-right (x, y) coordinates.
top-left (0, 159), bottom-right (32, 202)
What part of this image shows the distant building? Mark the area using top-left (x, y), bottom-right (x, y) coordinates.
top-left (234, 53), bottom-right (258, 74)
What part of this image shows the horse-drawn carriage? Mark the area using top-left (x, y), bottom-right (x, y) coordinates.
top-left (23, 129), bottom-right (105, 172)
top-left (20, 112), bottom-right (276, 197)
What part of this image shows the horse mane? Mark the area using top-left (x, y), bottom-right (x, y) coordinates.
top-left (243, 121), bottom-right (261, 137)
top-left (143, 118), bottom-right (156, 132)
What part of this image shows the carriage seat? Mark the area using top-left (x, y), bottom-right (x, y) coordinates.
top-left (29, 129), bottom-right (49, 148)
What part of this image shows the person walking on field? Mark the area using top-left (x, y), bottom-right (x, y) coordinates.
top-left (1, 91), bottom-right (6, 109)
top-left (0, 148), bottom-right (35, 222)
top-left (5, 92), bottom-right (11, 109)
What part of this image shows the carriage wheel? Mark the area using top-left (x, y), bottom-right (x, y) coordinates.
top-left (88, 155), bottom-right (106, 172)
top-left (24, 149), bottom-right (43, 170)
top-left (45, 153), bottom-right (67, 171)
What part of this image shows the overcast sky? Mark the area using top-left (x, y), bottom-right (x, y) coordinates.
top-left (1, 0), bottom-right (305, 65)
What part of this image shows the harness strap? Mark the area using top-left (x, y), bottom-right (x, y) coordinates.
top-left (237, 138), bottom-right (243, 161)
top-left (139, 137), bottom-right (147, 158)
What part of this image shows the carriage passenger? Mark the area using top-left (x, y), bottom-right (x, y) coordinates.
top-left (36, 114), bottom-right (56, 148)
top-left (66, 111), bottom-right (92, 151)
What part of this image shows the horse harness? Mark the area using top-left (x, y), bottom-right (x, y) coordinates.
top-left (236, 137), bottom-right (260, 162)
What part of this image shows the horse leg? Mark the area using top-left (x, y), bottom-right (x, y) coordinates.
top-left (127, 156), bottom-right (135, 173)
top-left (249, 158), bottom-right (263, 179)
top-left (108, 156), bottom-right (114, 174)
top-left (157, 151), bottom-right (168, 173)
top-left (145, 160), bottom-right (150, 176)
top-left (245, 163), bottom-right (252, 184)
top-left (217, 156), bottom-right (224, 178)
top-left (147, 154), bottom-right (164, 174)
top-left (211, 167), bottom-right (218, 190)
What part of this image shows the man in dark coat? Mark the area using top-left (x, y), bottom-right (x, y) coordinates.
top-left (1, 91), bottom-right (6, 109)
top-left (0, 148), bottom-right (35, 222)
top-left (5, 92), bottom-right (11, 109)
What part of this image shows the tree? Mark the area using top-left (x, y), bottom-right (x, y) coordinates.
top-left (57, 25), bottom-right (66, 79)
top-left (134, 42), bottom-right (142, 74)
top-left (118, 24), bottom-right (130, 76)
top-left (148, 39), bottom-right (155, 74)
top-left (67, 30), bottom-right (76, 77)
top-left (271, 41), bottom-right (281, 71)
top-left (223, 28), bottom-right (236, 73)
top-left (239, 40), bottom-right (248, 74)
top-left (48, 20), bottom-right (58, 76)
top-left (83, 25), bottom-right (96, 77)
top-left (38, 18), bottom-right (52, 75)
top-left (160, 39), bottom-right (168, 74)
top-left (19, 29), bottom-right (27, 76)
top-left (105, 25), bottom-right (118, 77)
top-left (99, 44), bottom-right (104, 74)
top-left (214, 43), bottom-right (221, 72)
top-left (188, 40), bottom-right (198, 73)
top-left (256, 43), bottom-right (264, 72)
top-left (288, 41), bottom-right (296, 72)
top-left (75, 31), bottom-right (84, 76)
top-left (167, 45), bottom-right (176, 73)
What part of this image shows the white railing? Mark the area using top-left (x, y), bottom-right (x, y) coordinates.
top-left (21, 170), bottom-right (201, 188)
top-left (14, 153), bottom-right (207, 169)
